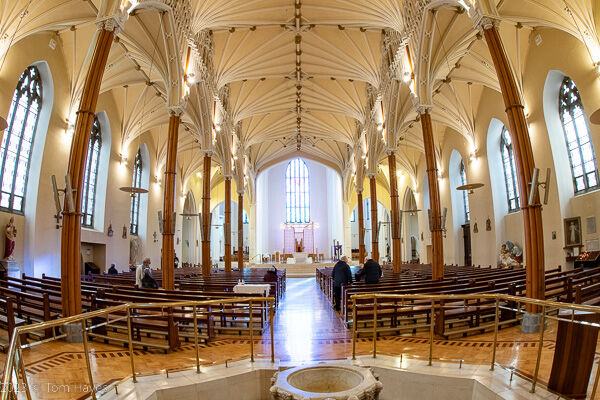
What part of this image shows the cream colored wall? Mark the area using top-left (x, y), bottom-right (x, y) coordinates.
top-left (0, 33), bottom-right (168, 276)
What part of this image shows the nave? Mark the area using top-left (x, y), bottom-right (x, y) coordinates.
top-left (0, 276), bottom-right (592, 399)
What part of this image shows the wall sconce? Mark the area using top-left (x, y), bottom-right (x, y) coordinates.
top-left (377, 123), bottom-right (383, 132)
top-left (155, 175), bottom-right (161, 185)
top-left (119, 154), bottom-right (128, 166)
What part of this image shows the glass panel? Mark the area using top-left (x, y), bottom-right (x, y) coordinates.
top-left (560, 76), bottom-right (598, 192)
top-left (0, 66), bottom-right (42, 213)
top-left (285, 158), bottom-right (310, 223)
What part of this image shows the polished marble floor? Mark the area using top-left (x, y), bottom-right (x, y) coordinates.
top-left (1, 277), bottom-right (599, 399)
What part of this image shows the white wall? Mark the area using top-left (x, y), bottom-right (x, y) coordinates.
top-left (255, 158), bottom-right (344, 257)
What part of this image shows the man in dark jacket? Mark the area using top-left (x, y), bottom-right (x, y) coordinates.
top-left (355, 254), bottom-right (382, 284)
top-left (332, 256), bottom-right (352, 311)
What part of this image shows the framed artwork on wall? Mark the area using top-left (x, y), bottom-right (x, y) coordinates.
top-left (564, 217), bottom-right (582, 248)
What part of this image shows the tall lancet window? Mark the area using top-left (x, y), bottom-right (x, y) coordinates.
top-left (0, 66), bottom-right (42, 213)
top-left (559, 76), bottom-right (598, 193)
top-left (285, 158), bottom-right (310, 223)
top-left (501, 127), bottom-right (520, 212)
top-left (130, 149), bottom-right (143, 235)
top-left (460, 160), bottom-right (470, 222)
top-left (81, 117), bottom-right (102, 228)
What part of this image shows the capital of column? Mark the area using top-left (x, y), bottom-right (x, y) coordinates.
top-left (415, 104), bottom-right (432, 115)
top-left (472, 14), bottom-right (501, 34)
top-left (96, 13), bottom-right (128, 35)
top-left (223, 174), bottom-right (233, 180)
top-left (168, 104), bottom-right (185, 117)
top-left (366, 172), bottom-right (377, 179)
top-left (355, 187), bottom-right (363, 194)
top-left (201, 149), bottom-right (213, 157)
top-left (385, 147), bottom-right (396, 156)
top-left (237, 190), bottom-right (245, 196)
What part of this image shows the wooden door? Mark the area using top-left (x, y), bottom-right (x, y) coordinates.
top-left (462, 223), bottom-right (471, 266)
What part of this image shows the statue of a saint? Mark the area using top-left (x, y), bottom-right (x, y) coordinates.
top-left (4, 217), bottom-right (16, 260)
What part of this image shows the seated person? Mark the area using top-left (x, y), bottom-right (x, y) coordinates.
top-left (107, 264), bottom-right (118, 275)
top-left (136, 258), bottom-right (152, 288)
top-left (355, 254), bottom-right (382, 284)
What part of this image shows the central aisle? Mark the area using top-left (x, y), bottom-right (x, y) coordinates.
top-left (270, 277), bottom-right (351, 362)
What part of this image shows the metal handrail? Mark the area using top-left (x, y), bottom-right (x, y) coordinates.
top-left (349, 292), bottom-right (600, 398)
top-left (0, 296), bottom-right (276, 400)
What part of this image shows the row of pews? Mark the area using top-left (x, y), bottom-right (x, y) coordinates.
top-left (0, 267), bottom-right (286, 352)
top-left (317, 264), bottom-right (600, 339)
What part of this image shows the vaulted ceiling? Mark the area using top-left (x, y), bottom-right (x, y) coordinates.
top-left (1, 0), bottom-right (598, 195)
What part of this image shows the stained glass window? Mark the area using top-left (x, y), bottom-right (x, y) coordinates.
top-left (130, 149), bottom-right (143, 235)
top-left (559, 76), bottom-right (598, 193)
top-left (460, 160), bottom-right (470, 222)
top-left (501, 127), bottom-right (520, 212)
top-left (0, 66), bottom-right (42, 213)
top-left (285, 158), bottom-right (310, 223)
top-left (81, 117), bottom-right (102, 227)
top-left (350, 208), bottom-right (356, 222)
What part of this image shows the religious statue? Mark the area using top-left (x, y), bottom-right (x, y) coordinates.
top-left (498, 241), bottom-right (522, 267)
top-left (3, 217), bottom-right (16, 260)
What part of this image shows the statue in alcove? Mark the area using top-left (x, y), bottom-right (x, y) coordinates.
top-left (3, 217), bottom-right (16, 261)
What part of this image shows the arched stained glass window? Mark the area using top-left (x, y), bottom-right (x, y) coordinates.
top-left (501, 127), bottom-right (520, 212)
top-left (0, 66), bottom-right (42, 213)
top-left (460, 160), bottom-right (470, 222)
top-left (130, 149), bottom-right (143, 235)
top-left (285, 158), bottom-right (310, 223)
top-left (81, 117), bottom-right (102, 228)
top-left (559, 76), bottom-right (598, 193)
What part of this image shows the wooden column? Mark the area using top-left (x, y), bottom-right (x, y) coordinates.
top-left (483, 23), bottom-right (545, 304)
top-left (388, 152), bottom-right (402, 273)
top-left (420, 109), bottom-right (444, 281)
top-left (369, 175), bottom-right (379, 262)
top-left (237, 191), bottom-right (244, 269)
top-left (201, 153), bottom-right (212, 276)
top-left (357, 190), bottom-right (366, 263)
top-left (160, 113), bottom-right (179, 290)
top-left (60, 28), bottom-right (114, 317)
top-left (224, 177), bottom-right (232, 272)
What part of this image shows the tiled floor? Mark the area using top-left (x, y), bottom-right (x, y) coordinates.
top-left (2, 277), bottom-right (599, 399)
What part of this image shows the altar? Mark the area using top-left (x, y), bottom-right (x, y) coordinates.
top-left (292, 252), bottom-right (308, 263)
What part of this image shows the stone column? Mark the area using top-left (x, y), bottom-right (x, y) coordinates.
top-left (60, 27), bottom-right (115, 317)
top-left (224, 176), bottom-right (232, 272)
top-left (388, 151), bottom-right (402, 272)
top-left (160, 112), bottom-right (180, 290)
top-left (357, 190), bottom-right (366, 263)
top-left (368, 174), bottom-right (379, 262)
top-left (481, 19), bottom-right (545, 323)
top-left (237, 191), bottom-right (244, 269)
top-left (201, 153), bottom-right (212, 276)
top-left (419, 108), bottom-right (444, 281)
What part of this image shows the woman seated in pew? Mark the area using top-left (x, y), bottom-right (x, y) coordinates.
top-left (136, 258), bottom-right (152, 288)
top-left (355, 253), bottom-right (382, 284)
top-left (107, 264), bottom-right (118, 275)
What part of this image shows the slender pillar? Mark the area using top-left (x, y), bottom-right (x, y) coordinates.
top-left (369, 175), bottom-right (379, 262)
top-left (357, 190), bottom-right (366, 263)
top-left (224, 177), bottom-right (232, 272)
top-left (160, 113), bottom-right (180, 290)
top-left (237, 191), bottom-right (244, 269)
top-left (60, 28), bottom-right (114, 317)
top-left (201, 153), bottom-right (212, 276)
top-left (483, 21), bottom-right (545, 306)
top-left (419, 109), bottom-right (444, 281)
top-left (388, 152), bottom-right (402, 273)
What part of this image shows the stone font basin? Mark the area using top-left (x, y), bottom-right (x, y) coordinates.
top-left (271, 364), bottom-right (382, 400)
